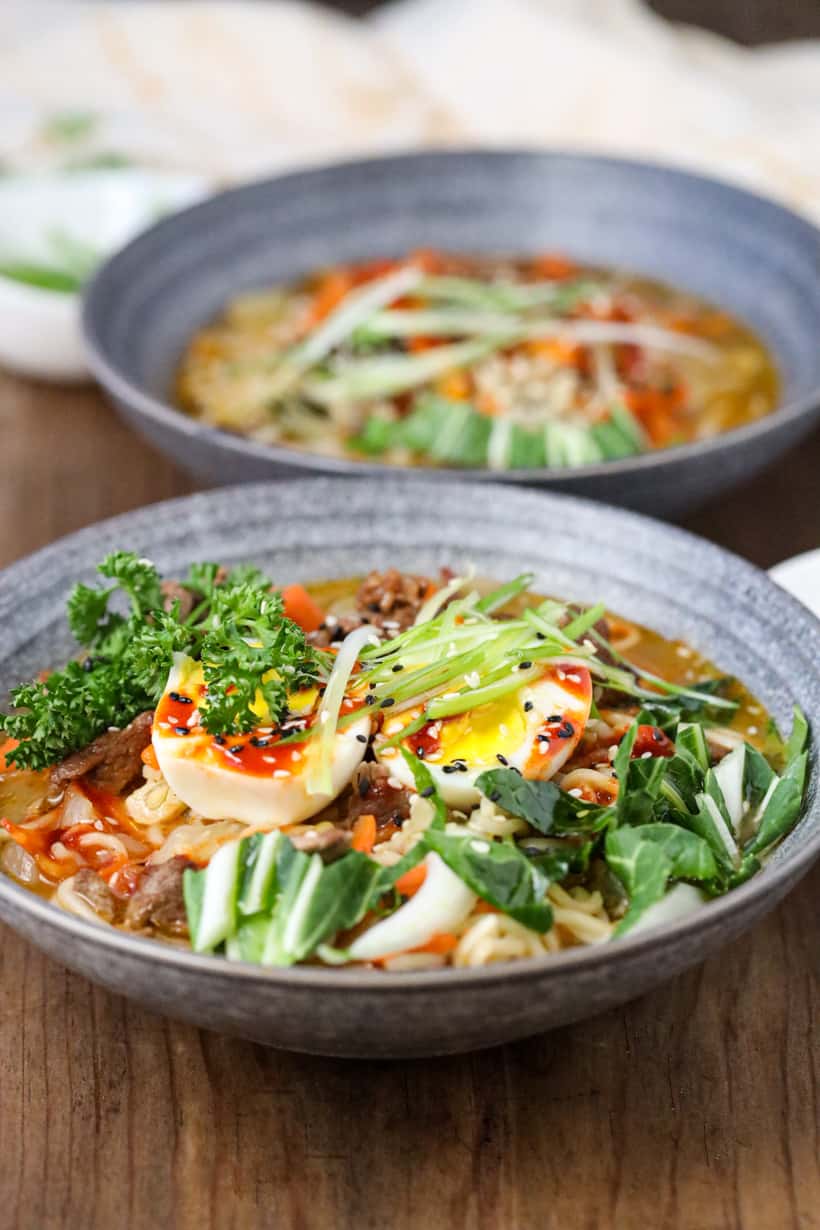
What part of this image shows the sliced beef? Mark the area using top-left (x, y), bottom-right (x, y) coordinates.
top-left (123, 855), bottom-right (192, 937)
top-left (308, 613), bottom-right (371, 649)
top-left (289, 827), bottom-right (351, 862)
top-left (51, 710), bottom-right (154, 795)
top-left (160, 578), bottom-right (196, 620)
top-left (308, 569), bottom-right (437, 647)
top-left (346, 763), bottom-right (412, 831)
top-left (72, 868), bottom-right (120, 924)
top-left (355, 569), bottom-right (431, 632)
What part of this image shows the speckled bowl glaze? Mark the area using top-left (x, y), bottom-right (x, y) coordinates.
top-left (82, 150), bottom-right (820, 518)
top-left (0, 480), bottom-right (818, 1057)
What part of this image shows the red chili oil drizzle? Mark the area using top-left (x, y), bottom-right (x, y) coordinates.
top-left (154, 689), bottom-right (365, 777)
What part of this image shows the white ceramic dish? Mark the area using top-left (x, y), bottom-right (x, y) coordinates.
top-left (0, 170), bottom-right (209, 382)
top-left (770, 548), bottom-right (820, 618)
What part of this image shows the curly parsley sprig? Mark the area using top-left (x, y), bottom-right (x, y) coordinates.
top-left (1, 553), bottom-right (327, 771)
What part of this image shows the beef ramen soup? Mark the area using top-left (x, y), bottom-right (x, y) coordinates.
top-left (177, 251), bottom-right (779, 470)
top-left (0, 556), bottom-right (807, 971)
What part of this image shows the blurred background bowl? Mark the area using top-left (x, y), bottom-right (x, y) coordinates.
top-left (83, 149), bottom-right (820, 518)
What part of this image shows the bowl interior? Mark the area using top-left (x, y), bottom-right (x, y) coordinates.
top-left (1, 479), bottom-right (818, 888)
top-left (84, 150), bottom-right (820, 416)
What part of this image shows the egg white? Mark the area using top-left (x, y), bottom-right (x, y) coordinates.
top-left (374, 665), bottom-right (591, 808)
top-left (152, 656), bottom-right (370, 827)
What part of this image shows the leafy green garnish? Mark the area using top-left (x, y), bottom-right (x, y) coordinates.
top-left (1, 552), bottom-right (325, 768)
top-left (184, 833), bottom-right (382, 965)
top-left (475, 767), bottom-right (612, 836)
top-left (0, 263), bottom-right (84, 293)
top-left (423, 829), bottom-right (554, 931)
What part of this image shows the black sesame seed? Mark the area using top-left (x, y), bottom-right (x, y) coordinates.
top-left (358, 778), bottom-right (371, 798)
top-left (365, 693), bottom-right (377, 705)
top-left (82, 656), bottom-right (95, 672)
top-left (557, 722), bottom-right (574, 739)
top-left (416, 746), bottom-right (426, 759)
top-left (489, 791), bottom-right (501, 803)
top-left (249, 736), bottom-right (270, 748)
top-left (391, 664), bottom-right (405, 673)
top-left (496, 753), bottom-right (509, 765)
top-left (442, 764), bottom-right (457, 775)
top-left (652, 729), bottom-right (663, 742)
top-left (380, 697), bottom-right (396, 709)
top-left (175, 726), bottom-right (191, 736)
top-left (519, 660), bottom-right (533, 670)
top-left (547, 714), bottom-right (562, 723)
top-left (232, 744), bottom-right (245, 754)
top-left (169, 691), bottom-right (193, 705)
top-left (214, 734), bottom-right (227, 746)
top-left (524, 701), bottom-right (534, 712)
top-left (535, 632), bottom-right (545, 640)
top-left (420, 785), bottom-right (435, 798)
top-left (356, 734), bottom-right (368, 744)
top-left (537, 733), bottom-right (550, 743)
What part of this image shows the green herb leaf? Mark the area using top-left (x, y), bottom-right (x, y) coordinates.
top-left (423, 829), bottom-right (553, 931)
top-left (605, 827), bottom-right (672, 934)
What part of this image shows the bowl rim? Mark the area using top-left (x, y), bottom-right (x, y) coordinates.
top-left (1, 476), bottom-right (818, 992)
top-left (81, 146), bottom-right (820, 485)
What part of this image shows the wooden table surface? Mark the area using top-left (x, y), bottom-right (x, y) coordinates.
top-left (1, 368), bottom-right (819, 1230)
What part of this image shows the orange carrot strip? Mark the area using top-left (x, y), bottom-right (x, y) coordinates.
top-left (395, 863), bottom-right (427, 897)
top-left (418, 932), bottom-right (459, 955)
top-left (281, 584), bottom-right (326, 634)
top-left (141, 744), bottom-right (159, 770)
top-left (0, 737), bottom-right (19, 772)
top-left (351, 813), bottom-right (377, 854)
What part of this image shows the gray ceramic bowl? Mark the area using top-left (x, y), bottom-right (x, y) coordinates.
top-left (83, 150), bottom-right (820, 519)
top-left (0, 479), bottom-right (818, 1057)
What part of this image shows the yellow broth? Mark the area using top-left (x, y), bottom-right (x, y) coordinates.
top-left (176, 255), bottom-right (779, 468)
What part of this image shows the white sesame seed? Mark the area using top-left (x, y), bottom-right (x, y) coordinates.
top-left (641, 751), bottom-right (652, 759)
top-left (557, 669), bottom-right (566, 680)
top-left (470, 839), bottom-right (491, 853)
top-left (324, 614), bottom-right (338, 627)
top-left (538, 743), bottom-right (549, 755)
top-left (292, 751), bottom-right (302, 761)
top-left (273, 769), bottom-right (291, 778)
top-left (747, 725), bottom-right (758, 735)
top-left (387, 777), bottom-right (403, 790)
top-left (568, 787), bottom-right (583, 798)
top-left (676, 646), bottom-right (693, 658)
top-left (465, 671), bottom-right (480, 688)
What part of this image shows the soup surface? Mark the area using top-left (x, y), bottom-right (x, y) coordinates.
top-left (177, 251), bottom-right (779, 469)
top-left (0, 558), bottom-right (807, 972)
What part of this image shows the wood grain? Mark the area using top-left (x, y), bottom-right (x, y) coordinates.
top-left (0, 367), bottom-right (818, 1230)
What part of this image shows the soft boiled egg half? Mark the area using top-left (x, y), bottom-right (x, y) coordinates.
top-left (152, 655), bottom-right (370, 826)
top-left (374, 663), bottom-right (592, 808)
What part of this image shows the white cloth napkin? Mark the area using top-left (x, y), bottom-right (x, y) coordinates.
top-left (3, 0), bottom-right (820, 221)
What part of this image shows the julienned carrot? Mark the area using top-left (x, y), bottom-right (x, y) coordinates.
top-left (372, 931), bottom-right (459, 966)
top-left (395, 863), bottom-right (427, 897)
top-left (419, 932), bottom-right (459, 955)
top-left (141, 744), bottom-right (159, 771)
top-left (281, 584), bottom-right (326, 634)
top-left (351, 813), bottom-right (377, 854)
top-left (473, 899), bottom-right (500, 914)
top-left (308, 270), bottom-right (354, 325)
top-left (0, 737), bottom-right (19, 772)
